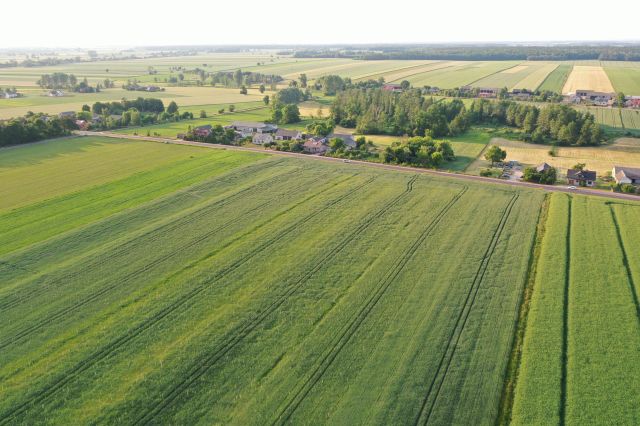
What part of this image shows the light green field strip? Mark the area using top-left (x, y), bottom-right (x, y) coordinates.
top-left (621, 109), bottom-right (640, 129)
top-left (605, 67), bottom-right (640, 95)
top-left (0, 136), bottom-right (235, 211)
top-left (407, 61), bottom-right (521, 89)
top-left (511, 192), bottom-right (569, 425)
top-left (567, 197), bottom-right (640, 425)
top-left (472, 63), bottom-right (556, 90)
top-left (538, 64), bottom-right (573, 93)
top-left (613, 203), bottom-right (640, 300)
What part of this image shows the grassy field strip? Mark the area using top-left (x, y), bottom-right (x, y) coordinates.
top-left (270, 186), bottom-right (469, 425)
top-left (567, 197), bottom-right (640, 424)
top-left (0, 158), bottom-right (287, 287)
top-left (414, 194), bottom-right (519, 424)
top-left (472, 63), bottom-right (557, 90)
top-left (0, 137), bottom-right (224, 211)
top-left (405, 62), bottom-right (521, 89)
top-left (513, 63), bottom-right (559, 90)
top-left (605, 66), bottom-right (640, 95)
top-left (538, 64), bottom-right (573, 93)
top-left (511, 193), bottom-right (569, 425)
top-left (0, 150), bottom-right (263, 255)
top-left (620, 108), bottom-right (640, 129)
top-left (0, 172), bottom-right (380, 422)
top-left (376, 62), bottom-right (455, 83)
top-left (610, 204), bottom-right (640, 318)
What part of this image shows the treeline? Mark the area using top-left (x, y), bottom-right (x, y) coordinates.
top-left (330, 88), bottom-right (603, 146)
top-left (0, 113), bottom-right (77, 147)
top-left (36, 73), bottom-right (101, 93)
top-left (270, 87), bottom-right (308, 124)
top-left (209, 70), bottom-right (283, 87)
top-left (88, 98), bottom-right (192, 129)
top-left (293, 44), bottom-right (640, 61)
top-left (382, 137), bottom-right (455, 168)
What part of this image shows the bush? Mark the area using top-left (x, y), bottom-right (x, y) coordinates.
top-left (480, 169), bottom-right (493, 177)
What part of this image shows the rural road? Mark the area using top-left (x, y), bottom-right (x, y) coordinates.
top-left (75, 131), bottom-right (640, 202)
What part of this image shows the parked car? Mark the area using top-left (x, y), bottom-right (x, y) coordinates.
top-left (567, 186), bottom-right (577, 190)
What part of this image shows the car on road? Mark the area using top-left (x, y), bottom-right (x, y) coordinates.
top-left (567, 186), bottom-right (577, 190)
top-left (343, 159), bottom-right (350, 163)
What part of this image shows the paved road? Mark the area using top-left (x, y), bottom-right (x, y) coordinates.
top-left (75, 131), bottom-right (640, 202)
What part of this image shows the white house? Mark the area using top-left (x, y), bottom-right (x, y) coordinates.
top-left (613, 166), bottom-right (640, 185)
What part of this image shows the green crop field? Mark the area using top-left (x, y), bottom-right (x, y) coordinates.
top-left (537, 64), bottom-right (573, 93)
top-left (605, 66), bottom-right (640, 95)
top-left (511, 193), bottom-right (640, 425)
top-left (0, 135), bottom-right (546, 424)
top-left (472, 62), bottom-right (558, 91)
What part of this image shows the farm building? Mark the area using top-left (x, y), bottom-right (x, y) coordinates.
top-left (303, 137), bottom-right (329, 154)
top-left (510, 89), bottom-right (532, 100)
top-left (48, 90), bottom-right (64, 97)
top-left (274, 128), bottom-right (303, 141)
top-left (58, 111), bottom-right (75, 119)
top-left (225, 121), bottom-right (277, 135)
top-left (382, 83), bottom-right (403, 93)
top-left (613, 166), bottom-right (640, 185)
top-left (574, 90), bottom-right (615, 104)
top-left (567, 169), bottom-right (596, 187)
top-left (625, 96), bottom-right (640, 108)
top-left (536, 163), bottom-right (552, 173)
top-left (75, 120), bottom-right (90, 130)
top-left (193, 125), bottom-right (213, 138)
top-left (252, 133), bottom-right (274, 145)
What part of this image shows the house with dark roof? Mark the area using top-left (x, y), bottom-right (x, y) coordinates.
top-left (567, 169), bottom-right (596, 187)
top-left (613, 166), bottom-right (640, 185)
top-left (58, 111), bottom-right (76, 119)
top-left (274, 128), bottom-right (303, 141)
top-left (536, 163), bottom-right (552, 173)
top-left (193, 125), bottom-right (212, 138)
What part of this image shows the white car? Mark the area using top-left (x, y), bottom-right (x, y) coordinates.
top-left (567, 186), bottom-right (577, 190)
top-left (343, 159), bottom-right (350, 163)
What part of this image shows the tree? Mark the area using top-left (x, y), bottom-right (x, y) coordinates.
top-left (306, 119), bottom-right (335, 137)
top-left (484, 146), bottom-right (506, 166)
top-left (234, 69), bottom-right (243, 87)
top-left (229, 104), bottom-right (235, 112)
top-left (82, 104), bottom-right (91, 112)
top-left (167, 101), bottom-right (179, 114)
top-left (299, 74), bottom-right (308, 88)
top-left (259, 84), bottom-right (265, 93)
top-left (240, 85), bottom-right (247, 95)
top-left (199, 110), bottom-right (207, 118)
top-left (572, 163), bottom-right (586, 171)
top-left (263, 95), bottom-right (270, 105)
top-left (616, 92), bottom-right (626, 107)
top-left (400, 80), bottom-right (410, 90)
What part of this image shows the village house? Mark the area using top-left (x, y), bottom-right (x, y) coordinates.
top-left (274, 128), bottom-right (303, 141)
top-left (536, 162), bottom-right (552, 173)
top-left (478, 87), bottom-right (500, 98)
top-left (612, 166), bottom-right (640, 185)
top-left (225, 121), bottom-right (277, 136)
top-left (48, 90), bottom-right (64, 97)
top-left (3, 92), bottom-right (18, 99)
top-left (252, 133), bottom-right (274, 145)
top-left (193, 125), bottom-right (212, 138)
top-left (75, 120), bottom-right (90, 130)
top-left (510, 89), bottom-right (532, 101)
top-left (382, 83), bottom-right (403, 93)
top-left (303, 137), bottom-right (329, 154)
top-left (567, 169), bottom-right (596, 187)
top-left (574, 90), bottom-right (615, 105)
top-left (58, 111), bottom-right (76, 119)
top-left (625, 96), bottom-right (640, 108)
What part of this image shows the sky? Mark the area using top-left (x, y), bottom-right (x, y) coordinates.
top-left (2, 0), bottom-right (639, 48)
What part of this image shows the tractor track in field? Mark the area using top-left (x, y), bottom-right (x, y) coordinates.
top-left (414, 193), bottom-right (519, 425)
top-left (0, 175), bottom-right (378, 424)
top-left (559, 196), bottom-right (572, 426)
top-left (132, 175), bottom-right (421, 425)
top-left (0, 152), bottom-right (240, 237)
top-left (0, 162), bottom-right (301, 312)
top-left (270, 186), bottom-right (468, 426)
top-left (0, 170), bottom-right (352, 350)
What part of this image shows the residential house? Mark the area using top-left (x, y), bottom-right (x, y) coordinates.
top-left (478, 87), bottom-right (500, 98)
top-left (75, 120), bottom-right (90, 130)
top-left (613, 166), bottom-right (640, 185)
top-left (3, 92), bottom-right (18, 99)
top-left (510, 89), bottom-right (532, 101)
top-left (58, 111), bottom-right (76, 119)
top-left (567, 169), bottom-right (596, 187)
top-left (145, 85), bottom-right (162, 92)
top-left (225, 121), bottom-right (278, 135)
top-left (274, 128), bottom-right (303, 141)
top-left (49, 90), bottom-right (64, 97)
top-left (252, 133), bottom-right (274, 145)
top-left (303, 137), bottom-right (329, 154)
top-left (328, 133), bottom-right (357, 150)
top-left (193, 125), bottom-right (212, 138)
top-left (625, 96), bottom-right (640, 108)
top-left (536, 162), bottom-right (552, 173)
top-left (382, 83), bottom-right (403, 93)
top-left (575, 90), bottom-right (615, 104)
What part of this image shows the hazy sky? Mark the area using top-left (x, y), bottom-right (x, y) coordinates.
top-left (3, 0), bottom-right (639, 48)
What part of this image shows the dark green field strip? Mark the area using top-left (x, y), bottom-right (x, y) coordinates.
top-left (0, 150), bottom-right (265, 256)
top-left (130, 175), bottom-right (428, 424)
top-left (0, 166), bottom-right (348, 351)
top-left (414, 193), bottom-right (520, 425)
top-left (567, 197), bottom-right (640, 425)
top-left (0, 170), bottom-right (382, 422)
top-left (511, 193), bottom-right (569, 425)
top-left (270, 186), bottom-right (469, 425)
top-left (538, 64), bottom-right (572, 93)
top-left (611, 204), bottom-right (640, 317)
top-left (0, 157), bottom-right (289, 288)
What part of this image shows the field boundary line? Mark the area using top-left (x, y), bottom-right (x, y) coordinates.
top-left (133, 175), bottom-right (422, 424)
top-left (271, 186), bottom-right (469, 425)
top-left (497, 193), bottom-right (550, 425)
top-left (0, 174), bottom-right (377, 424)
top-left (415, 193), bottom-right (519, 425)
top-left (609, 205), bottom-right (640, 324)
top-left (559, 196), bottom-right (572, 426)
